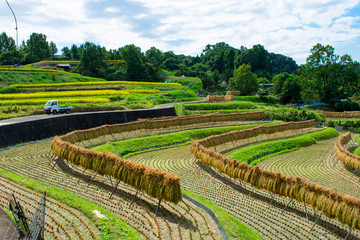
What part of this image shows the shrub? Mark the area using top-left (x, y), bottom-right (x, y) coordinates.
top-left (0, 87), bottom-right (21, 94)
top-left (265, 108), bottom-right (325, 123)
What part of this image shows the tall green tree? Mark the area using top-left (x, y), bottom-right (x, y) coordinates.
top-left (235, 44), bottom-right (272, 79)
top-left (273, 73), bottom-right (301, 104)
top-left (49, 41), bottom-right (57, 58)
top-left (70, 44), bottom-right (79, 60)
top-left (78, 42), bottom-right (107, 77)
top-left (301, 43), bottom-right (360, 102)
top-left (120, 44), bottom-right (147, 81)
top-left (228, 64), bottom-right (258, 95)
top-left (25, 33), bottom-right (51, 62)
top-left (61, 46), bottom-right (71, 59)
top-left (0, 32), bottom-right (16, 54)
top-left (145, 47), bottom-right (163, 71)
top-left (270, 53), bottom-right (298, 74)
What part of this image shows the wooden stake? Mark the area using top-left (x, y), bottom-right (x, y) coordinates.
top-left (109, 179), bottom-right (121, 199)
top-left (344, 228), bottom-right (352, 240)
top-left (129, 185), bottom-right (142, 207)
top-left (309, 212), bottom-right (323, 232)
top-left (280, 198), bottom-right (294, 215)
top-left (87, 171), bottom-right (99, 186)
top-left (350, 168), bottom-right (357, 179)
top-left (155, 199), bottom-right (162, 216)
top-left (304, 202), bottom-right (309, 220)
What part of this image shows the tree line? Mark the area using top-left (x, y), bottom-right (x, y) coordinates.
top-left (1, 31), bottom-right (360, 108)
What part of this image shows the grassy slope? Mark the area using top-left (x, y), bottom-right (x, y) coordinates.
top-left (227, 128), bottom-right (339, 165)
top-left (92, 121), bottom-right (282, 157)
top-left (0, 168), bottom-right (141, 240)
top-left (351, 135), bottom-right (360, 156)
top-left (0, 71), bottom-right (104, 87)
top-left (182, 190), bottom-right (263, 240)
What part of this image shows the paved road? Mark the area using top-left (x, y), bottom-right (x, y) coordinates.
top-left (0, 209), bottom-right (20, 239)
top-left (0, 105), bottom-right (178, 127)
top-left (0, 100), bottom-right (206, 127)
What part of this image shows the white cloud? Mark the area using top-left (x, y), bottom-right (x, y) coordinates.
top-left (1, 0), bottom-right (360, 63)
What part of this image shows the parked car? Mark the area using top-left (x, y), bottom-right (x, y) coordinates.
top-left (44, 100), bottom-right (72, 115)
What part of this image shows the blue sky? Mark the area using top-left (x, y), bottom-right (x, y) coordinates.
top-left (1, 0), bottom-right (360, 64)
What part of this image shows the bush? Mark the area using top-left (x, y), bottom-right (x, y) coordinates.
top-left (0, 87), bottom-right (21, 94)
top-left (109, 95), bottom-right (125, 102)
top-left (330, 99), bottom-right (360, 111)
top-left (152, 97), bottom-right (172, 105)
top-left (326, 119), bottom-right (360, 130)
top-left (265, 108), bottom-right (325, 123)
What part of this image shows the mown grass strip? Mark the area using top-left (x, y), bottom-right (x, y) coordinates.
top-left (92, 121), bottom-right (282, 157)
top-left (183, 101), bottom-right (258, 110)
top-left (187, 109), bottom-right (260, 115)
top-left (0, 90), bottom-right (130, 100)
top-left (11, 81), bottom-right (181, 89)
top-left (182, 190), bottom-right (263, 240)
top-left (228, 127), bottom-right (339, 165)
top-left (0, 168), bottom-right (141, 240)
top-left (0, 68), bottom-right (81, 76)
top-left (0, 97), bottom-right (111, 105)
top-left (351, 136), bottom-right (360, 156)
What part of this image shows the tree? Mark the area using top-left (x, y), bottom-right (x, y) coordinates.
top-left (270, 53), bottom-right (298, 75)
top-left (279, 77), bottom-right (302, 104)
top-left (78, 42), bottom-right (107, 77)
top-left (272, 72), bottom-right (292, 95)
top-left (120, 44), bottom-right (148, 81)
top-left (70, 44), bottom-right (79, 60)
top-left (26, 33), bottom-right (51, 62)
top-left (273, 73), bottom-right (301, 104)
top-left (0, 49), bottom-right (23, 65)
top-left (61, 46), bottom-right (71, 59)
top-left (228, 64), bottom-right (259, 95)
top-left (235, 44), bottom-right (272, 79)
top-left (145, 47), bottom-right (163, 71)
top-left (199, 71), bottom-right (217, 90)
top-left (301, 43), bottom-right (360, 102)
top-left (49, 41), bottom-right (57, 58)
top-left (0, 32), bottom-right (16, 54)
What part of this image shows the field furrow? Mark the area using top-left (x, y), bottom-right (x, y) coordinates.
top-left (0, 140), bottom-right (222, 240)
top-left (129, 138), bottom-right (360, 240)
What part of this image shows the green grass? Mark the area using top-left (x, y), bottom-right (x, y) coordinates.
top-left (227, 127), bottom-right (339, 165)
top-left (92, 121), bottom-right (282, 157)
top-left (0, 71), bottom-right (103, 86)
top-left (184, 101), bottom-right (259, 111)
top-left (185, 109), bottom-right (260, 115)
top-left (0, 168), bottom-right (141, 240)
top-left (351, 135), bottom-right (360, 156)
top-left (182, 190), bottom-right (263, 240)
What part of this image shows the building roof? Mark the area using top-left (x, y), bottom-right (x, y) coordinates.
top-left (56, 64), bottom-right (71, 67)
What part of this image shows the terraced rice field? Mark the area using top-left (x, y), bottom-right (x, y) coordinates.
top-left (0, 140), bottom-right (222, 239)
top-left (0, 121), bottom-right (359, 239)
top-left (0, 170), bottom-right (98, 239)
top-left (128, 131), bottom-right (360, 240)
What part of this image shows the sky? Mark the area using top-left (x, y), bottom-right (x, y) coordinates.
top-left (1, 0), bottom-right (360, 64)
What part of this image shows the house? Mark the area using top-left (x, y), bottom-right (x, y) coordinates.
top-left (55, 63), bottom-right (71, 71)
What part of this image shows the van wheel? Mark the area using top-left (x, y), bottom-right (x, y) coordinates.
top-left (66, 109), bottom-right (70, 114)
top-left (52, 110), bottom-right (57, 115)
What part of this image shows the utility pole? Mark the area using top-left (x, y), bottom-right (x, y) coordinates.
top-left (5, 0), bottom-right (18, 48)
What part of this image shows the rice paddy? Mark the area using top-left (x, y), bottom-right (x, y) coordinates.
top-left (0, 114), bottom-right (359, 239)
